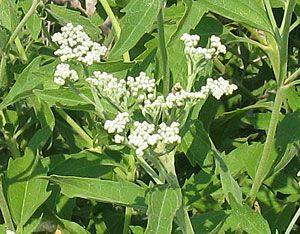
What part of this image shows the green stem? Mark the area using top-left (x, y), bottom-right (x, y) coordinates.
top-left (54, 108), bottom-right (93, 148)
top-left (157, 5), bottom-right (170, 96)
top-left (248, 87), bottom-right (286, 205)
top-left (122, 207), bottom-right (132, 234)
top-left (98, 0), bottom-right (130, 62)
top-left (5, 0), bottom-right (41, 51)
top-left (0, 175), bottom-right (15, 232)
top-left (0, 110), bottom-right (21, 159)
top-left (14, 37), bottom-right (28, 62)
top-left (263, 0), bottom-right (278, 32)
top-left (285, 67), bottom-right (300, 84)
top-left (136, 155), bottom-right (163, 184)
top-left (284, 206), bottom-right (300, 234)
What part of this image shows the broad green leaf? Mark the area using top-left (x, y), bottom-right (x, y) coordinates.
top-left (58, 217), bottom-right (89, 234)
top-left (44, 151), bottom-right (117, 178)
top-left (287, 86), bottom-right (300, 111)
top-left (109, 0), bottom-right (161, 59)
top-left (201, 0), bottom-right (273, 33)
top-left (145, 185), bottom-right (181, 234)
top-left (215, 153), bottom-right (243, 205)
top-left (223, 194), bottom-right (271, 233)
top-left (33, 88), bottom-right (94, 109)
top-left (47, 4), bottom-right (100, 40)
top-left (47, 175), bottom-right (147, 210)
top-left (5, 149), bottom-right (50, 226)
top-left (168, 0), bottom-right (207, 44)
top-left (0, 0), bottom-right (18, 31)
top-left (22, 213), bottom-right (43, 234)
top-left (130, 226), bottom-right (145, 234)
top-left (241, 112), bottom-right (273, 130)
top-left (178, 120), bottom-right (211, 167)
top-left (191, 210), bottom-right (229, 234)
top-left (0, 58), bottom-right (58, 110)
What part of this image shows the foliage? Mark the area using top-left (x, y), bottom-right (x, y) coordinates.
top-left (0, 0), bottom-right (300, 233)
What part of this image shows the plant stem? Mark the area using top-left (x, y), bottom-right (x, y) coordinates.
top-left (284, 206), bottom-right (300, 234)
top-left (136, 156), bottom-right (163, 184)
top-left (157, 5), bottom-right (170, 96)
top-left (248, 87), bottom-right (286, 206)
top-left (5, 0), bottom-right (41, 51)
top-left (0, 175), bottom-right (15, 232)
top-left (263, 0), bottom-right (278, 32)
top-left (285, 67), bottom-right (300, 84)
top-left (54, 108), bottom-right (93, 148)
top-left (0, 110), bottom-right (21, 159)
top-left (122, 207), bottom-right (132, 234)
top-left (98, 0), bottom-right (130, 62)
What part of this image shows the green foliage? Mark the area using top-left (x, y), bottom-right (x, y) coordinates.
top-left (0, 0), bottom-right (299, 233)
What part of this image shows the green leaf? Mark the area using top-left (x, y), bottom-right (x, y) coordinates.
top-left (0, 25), bottom-right (9, 52)
top-left (109, 0), bottom-right (161, 59)
top-left (0, 0), bottom-right (18, 31)
top-left (23, 213), bottom-right (43, 234)
top-left (5, 149), bottom-right (50, 226)
top-left (47, 175), bottom-right (147, 210)
top-left (168, 0), bottom-right (207, 44)
top-left (44, 151), bottom-right (117, 178)
top-left (241, 112), bottom-right (272, 130)
top-left (223, 194), bottom-right (271, 233)
top-left (47, 4), bottom-right (100, 40)
top-left (33, 88), bottom-right (94, 109)
top-left (0, 58), bottom-right (58, 110)
top-left (191, 210), bottom-right (229, 234)
top-left (145, 185), bottom-right (181, 234)
top-left (178, 120), bottom-right (211, 167)
top-left (87, 60), bottom-right (137, 74)
top-left (200, 0), bottom-right (273, 33)
top-left (215, 153), bottom-right (243, 205)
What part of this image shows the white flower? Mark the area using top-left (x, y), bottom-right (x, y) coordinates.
top-left (157, 122), bottom-right (181, 144)
top-left (52, 23), bottom-right (107, 65)
top-left (127, 72), bottom-right (156, 102)
top-left (86, 71), bottom-right (128, 105)
top-left (53, 63), bottom-right (79, 86)
top-left (181, 33), bottom-right (226, 62)
top-left (205, 77), bottom-right (238, 100)
top-left (104, 112), bottom-right (130, 134)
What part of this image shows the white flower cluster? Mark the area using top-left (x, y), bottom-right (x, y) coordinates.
top-left (53, 63), bottom-right (79, 86)
top-left (127, 72), bottom-right (156, 102)
top-left (104, 112), bottom-right (130, 143)
top-left (128, 121), bottom-right (181, 156)
top-left (6, 230), bottom-right (16, 234)
top-left (86, 71), bottom-right (128, 104)
top-left (205, 77), bottom-right (238, 100)
top-left (165, 90), bottom-right (207, 108)
top-left (52, 23), bottom-right (107, 65)
top-left (180, 33), bottom-right (226, 61)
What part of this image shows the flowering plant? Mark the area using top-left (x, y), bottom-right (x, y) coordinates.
top-left (0, 0), bottom-right (299, 233)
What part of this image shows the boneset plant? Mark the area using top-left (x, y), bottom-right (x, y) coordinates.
top-left (0, 0), bottom-right (300, 234)
top-left (50, 23), bottom-right (237, 233)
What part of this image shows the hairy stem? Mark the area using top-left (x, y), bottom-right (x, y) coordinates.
top-left (98, 0), bottom-right (130, 62)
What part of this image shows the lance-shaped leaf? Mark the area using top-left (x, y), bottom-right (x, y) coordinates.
top-left (47, 175), bottom-right (147, 210)
top-left (109, 0), bottom-right (161, 59)
top-left (145, 185), bottom-right (181, 234)
top-left (5, 149), bottom-right (50, 226)
top-left (201, 0), bottom-right (273, 33)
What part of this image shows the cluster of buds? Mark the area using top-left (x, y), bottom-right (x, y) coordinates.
top-left (86, 71), bottom-right (128, 105)
top-left (127, 72), bottom-right (156, 102)
top-left (180, 33), bottom-right (226, 61)
top-left (53, 63), bottom-right (79, 86)
top-left (205, 77), bottom-right (238, 100)
top-left (52, 23), bottom-right (107, 65)
top-left (104, 112), bottom-right (130, 143)
top-left (128, 121), bottom-right (181, 156)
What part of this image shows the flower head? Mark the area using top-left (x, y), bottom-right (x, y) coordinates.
top-left (53, 63), bottom-right (79, 86)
